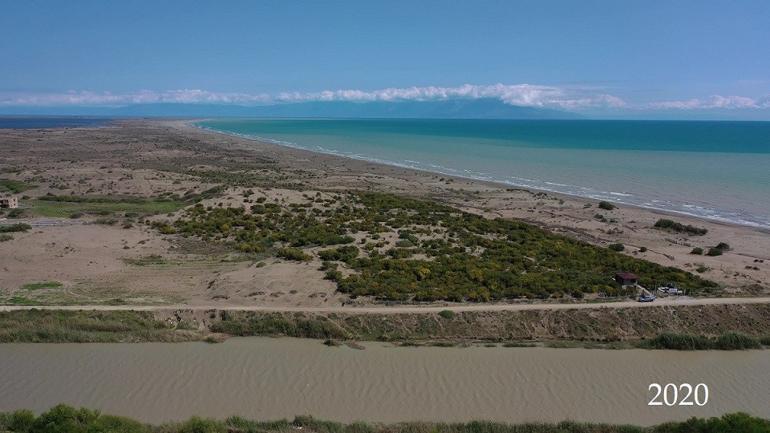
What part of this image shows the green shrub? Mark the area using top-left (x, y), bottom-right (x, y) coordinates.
top-left (0, 234), bottom-right (12, 242)
top-left (210, 312), bottom-right (347, 339)
top-left (653, 219), bottom-right (708, 235)
top-left (0, 223), bottom-right (32, 233)
top-left (151, 222), bottom-right (177, 234)
top-left (642, 333), bottom-right (712, 350)
top-left (277, 247), bottom-right (311, 261)
top-left (706, 243), bottom-right (730, 256)
top-left (0, 178), bottom-right (36, 194)
top-left (714, 332), bottom-right (761, 350)
top-left (387, 248), bottom-right (414, 259)
top-left (598, 201), bottom-right (616, 210)
top-left (0, 223), bottom-right (30, 233)
top-left (7, 208), bottom-right (25, 218)
top-left (176, 417), bottom-right (227, 433)
top-left (438, 310), bottom-right (456, 319)
top-left (324, 269), bottom-right (343, 281)
top-left (690, 247), bottom-right (704, 255)
top-left (20, 281), bottom-right (62, 290)
top-left (608, 243), bottom-right (625, 252)
top-left (318, 245), bottom-right (359, 263)
top-left (642, 332), bottom-right (761, 350)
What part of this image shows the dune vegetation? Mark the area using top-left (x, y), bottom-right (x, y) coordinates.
top-left (653, 218), bottom-right (708, 236)
top-left (156, 191), bottom-right (717, 302)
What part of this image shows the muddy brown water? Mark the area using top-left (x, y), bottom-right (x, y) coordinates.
top-left (0, 338), bottom-right (768, 425)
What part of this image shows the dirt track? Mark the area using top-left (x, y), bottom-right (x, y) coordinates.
top-left (2, 296), bottom-right (769, 314)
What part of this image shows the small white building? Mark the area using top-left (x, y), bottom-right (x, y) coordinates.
top-left (0, 196), bottom-right (19, 209)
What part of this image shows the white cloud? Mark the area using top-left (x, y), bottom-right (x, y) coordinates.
top-left (647, 95), bottom-right (767, 110)
top-left (0, 84), bottom-right (625, 110)
top-left (0, 89), bottom-right (272, 106)
top-left (277, 83), bottom-right (626, 109)
top-left (2, 85), bottom-right (767, 113)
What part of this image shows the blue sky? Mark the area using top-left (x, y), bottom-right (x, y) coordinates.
top-left (1, 0), bottom-right (769, 118)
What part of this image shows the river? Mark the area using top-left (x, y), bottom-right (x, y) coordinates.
top-left (0, 338), bottom-right (768, 425)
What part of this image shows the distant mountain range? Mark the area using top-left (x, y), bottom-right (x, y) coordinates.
top-left (0, 98), bottom-right (578, 119)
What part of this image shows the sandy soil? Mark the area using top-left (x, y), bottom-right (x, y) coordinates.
top-left (0, 119), bottom-right (767, 308)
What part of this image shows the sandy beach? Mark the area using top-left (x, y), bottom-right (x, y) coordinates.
top-left (0, 119), bottom-right (767, 309)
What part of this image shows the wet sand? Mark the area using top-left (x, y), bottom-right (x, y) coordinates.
top-left (1, 337), bottom-right (768, 425)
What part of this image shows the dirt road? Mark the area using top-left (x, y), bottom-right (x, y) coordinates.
top-left (2, 296), bottom-right (769, 314)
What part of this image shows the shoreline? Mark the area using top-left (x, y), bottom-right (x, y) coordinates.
top-left (191, 120), bottom-right (770, 231)
top-left (2, 405), bottom-right (768, 432)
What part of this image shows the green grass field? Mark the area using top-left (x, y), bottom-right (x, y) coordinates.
top-left (0, 178), bottom-right (36, 194)
top-left (19, 281), bottom-right (62, 291)
top-left (31, 195), bottom-right (185, 218)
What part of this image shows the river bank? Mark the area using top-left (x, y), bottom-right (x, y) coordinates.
top-left (1, 405), bottom-right (768, 433)
top-left (3, 303), bottom-right (770, 348)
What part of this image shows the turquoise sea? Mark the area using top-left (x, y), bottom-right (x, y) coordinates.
top-left (198, 119), bottom-right (770, 229)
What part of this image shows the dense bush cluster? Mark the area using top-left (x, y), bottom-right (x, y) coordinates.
top-left (276, 247), bottom-right (311, 261)
top-left (161, 192), bottom-right (717, 302)
top-left (318, 245), bottom-right (360, 262)
top-left (641, 332), bottom-right (763, 350)
top-left (597, 201), bottom-right (616, 210)
top-left (653, 219), bottom-right (708, 236)
top-left (0, 223), bottom-right (31, 233)
top-left (706, 242), bottom-right (731, 257)
top-left (0, 178), bottom-right (35, 194)
top-left (171, 203), bottom-right (354, 254)
top-left (0, 310), bottom-right (200, 343)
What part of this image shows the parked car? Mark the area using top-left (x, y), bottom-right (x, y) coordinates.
top-left (657, 283), bottom-right (683, 295)
top-left (638, 294), bottom-right (656, 302)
